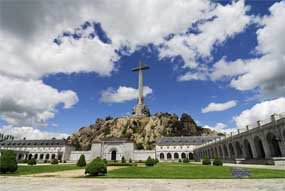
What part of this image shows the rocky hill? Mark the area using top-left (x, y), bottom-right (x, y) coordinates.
top-left (67, 112), bottom-right (218, 150)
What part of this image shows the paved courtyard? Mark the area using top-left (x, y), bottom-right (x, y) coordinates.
top-left (1, 176), bottom-right (284, 191)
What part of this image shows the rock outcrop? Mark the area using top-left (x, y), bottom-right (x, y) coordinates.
top-left (67, 112), bottom-right (217, 150)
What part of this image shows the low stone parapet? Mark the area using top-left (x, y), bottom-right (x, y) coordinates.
top-left (235, 158), bottom-right (245, 164)
top-left (272, 157), bottom-right (285, 166)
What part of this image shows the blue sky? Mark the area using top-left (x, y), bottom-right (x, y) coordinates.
top-left (0, 0), bottom-right (284, 139)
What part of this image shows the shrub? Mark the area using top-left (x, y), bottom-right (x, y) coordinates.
top-left (27, 158), bottom-right (37, 166)
top-left (85, 157), bottom-right (107, 176)
top-left (0, 150), bottom-right (18, 173)
top-left (129, 158), bottom-right (132, 163)
top-left (183, 158), bottom-right (189, 163)
top-left (107, 162), bottom-right (136, 166)
top-left (63, 160), bottom-right (67, 163)
top-left (77, 154), bottom-right (86, 167)
top-left (18, 159), bottom-right (28, 163)
top-left (154, 158), bottom-right (159, 164)
top-left (121, 156), bottom-right (126, 163)
top-left (178, 159), bottom-right (182, 163)
top-left (202, 156), bottom-right (211, 165)
top-left (51, 159), bottom-right (59, 165)
top-left (103, 158), bottom-right (107, 165)
top-left (145, 156), bottom-right (155, 167)
top-left (213, 157), bottom-right (223, 166)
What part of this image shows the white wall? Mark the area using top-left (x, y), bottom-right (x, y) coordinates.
top-left (69, 151), bottom-right (91, 162)
top-left (133, 150), bottom-right (155, 161)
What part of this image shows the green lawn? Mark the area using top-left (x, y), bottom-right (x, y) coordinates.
top-left (102, 163), bottom-right (285, 179)
top-left (1, 164), bottom-right (83, 176)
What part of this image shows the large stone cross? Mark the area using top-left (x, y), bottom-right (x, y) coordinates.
top-left (132, 61), bottom-right (150, 117)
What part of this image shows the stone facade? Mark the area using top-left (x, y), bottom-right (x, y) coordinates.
top-left (69, 137), bottom-right (155, 162)
top-left (0, 138), bottom-right (74, 161)
top-left (193, 113), bottom-right (285, 166)
top-left (156, 136), bottom-right (219, 161)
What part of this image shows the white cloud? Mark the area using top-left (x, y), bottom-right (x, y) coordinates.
top-left (0, 75), bottom-right (78, 126)
top-left (160, 0), bottom-right (251, 69)
top-left (209, 1), bottom-right (285, 98)
top-left (233, 97), bottom-right (285, 128)
top-left (100, 86), bottom-right (152, 103)
top-left (203, 122), bottom-right (233, 135)
top-left (0, 126), bottom-right (68, 140)
top-left (178, 70), bottom-right (208, 81)
top-left (202, 100), bottom-right (237, 113)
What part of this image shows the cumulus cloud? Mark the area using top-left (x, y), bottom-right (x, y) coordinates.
top-left (206, 1), bottom-right (285, 98)
top-left (202, 100), bottom-right (237, 113)
top-left (160, 0), bottom-right (251, 69)
top-left (100, 86), bottom-right (152, 103)
top-left (233, 97), bottom-right (285, 128)
top-left (203, 122), bottom-right (233, 135)
top-left (0, 126), bottom-right (68, 140)
top-left (0, 76), bottom-right (78, 126)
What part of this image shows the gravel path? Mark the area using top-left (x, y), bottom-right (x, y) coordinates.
top-left (1, 176), bottom-right (284, 191)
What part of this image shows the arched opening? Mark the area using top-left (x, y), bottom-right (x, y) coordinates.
top-left (218, 146), bottom-right (223, 158)
top-left (28, 154), bottom-right (33, 160)
top-left (18, 154), bottom-right (22, 160)
top-left (189, 153), bottom-right (194, 160)
top-left (51, 154), bottom-right (56, 160)
top-left (40, 154), bottom-right (44, 160)
top-left (266, 132), bottom-right (282, 157)
top-left (34, 154), bottom-right (38, 160)
top-left (58, 153), bottom-right (63, 161)
top-left (223, 145), bottom-right (228, 159)
top-left (229, 143), bottom-right (235, 159)
top-left (235, 141), bottom-right (243, 158)
top-left (174, 153), bottom-right (179, 159)
top-left (181, 152), bottom-right (186, 159)
top-left (254, 136), bottom-right (265, 158)
top-left (167, 153), bottom-right (172, 160)
top-left (45, 154), bottom-right (50, 160)
top-left (160, 153), bottom-right (165, 160)
top-left (207, 149), bottom-right (211, 158)
top-left (211, 148), bottom-right (214, 159)
top-left (111, 150), bottom-right (117, 161)
top-left (244, 139), bottom-right (253, 159)
top-left (214, 147), bottom-right (218, 158)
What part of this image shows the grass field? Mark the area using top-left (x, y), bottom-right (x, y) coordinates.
top-left (103, 163), bottom-right (285, 179)
top-left (1, 164), bottom-right (83, 176)
top-left (1, 162), bottom-right (284, 179)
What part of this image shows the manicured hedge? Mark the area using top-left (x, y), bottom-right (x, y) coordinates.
top-left (77, 154), bottom-right (86, 167)
top-left (85, 157), bottom-right (107, 176)
top-left (0, 150), bottom-right (18, 173)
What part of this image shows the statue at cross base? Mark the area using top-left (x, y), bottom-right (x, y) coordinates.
top-left (131, 61), bottom-right (150, 117)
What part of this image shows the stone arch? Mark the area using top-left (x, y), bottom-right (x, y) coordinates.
top-left (189, 152), bottom-right (194, 160)
top-left (244, 139), bottom-right (253, 159)
top-left (174, 153), bottom-right (179, 159)
top-left (266, 132), bottom-right (282, 157)
top-left (28, 154), bottom-right (33, 160)
top-left (111, 150), bottom-right (117, 161)
top-left (167, 153), bottom-right (172, 160)
top-left (181, 152), bottom-right (186, 159)
top-left (207, 149), bottom-right (211, 158)
top-left (223, 145), bottom-right (228, 159)
top-left (214, 147), bottom-right (218, 157)
top-left (218, 145), bottom-right (223, 158)
top-left (40, 154), bottom-right (44, 160)
top-left (51, 154), bottom-right (56, 160)
top-left (254, 136), bottom-right (265, 158)
top-left (235, 141), bottom-right (243, 158)
top-left (34, 154), bottom-right (38, 160)
top-left (211, 148), bottom-right (214, 159)
top-left (18, 154), bottom-right (22, 160)
top-left (160, 153), bottom-right (165, 160)
top-left (45, 154), bottom-right (50, 160)
top-left (228, 143), bottom-right (235, 159)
